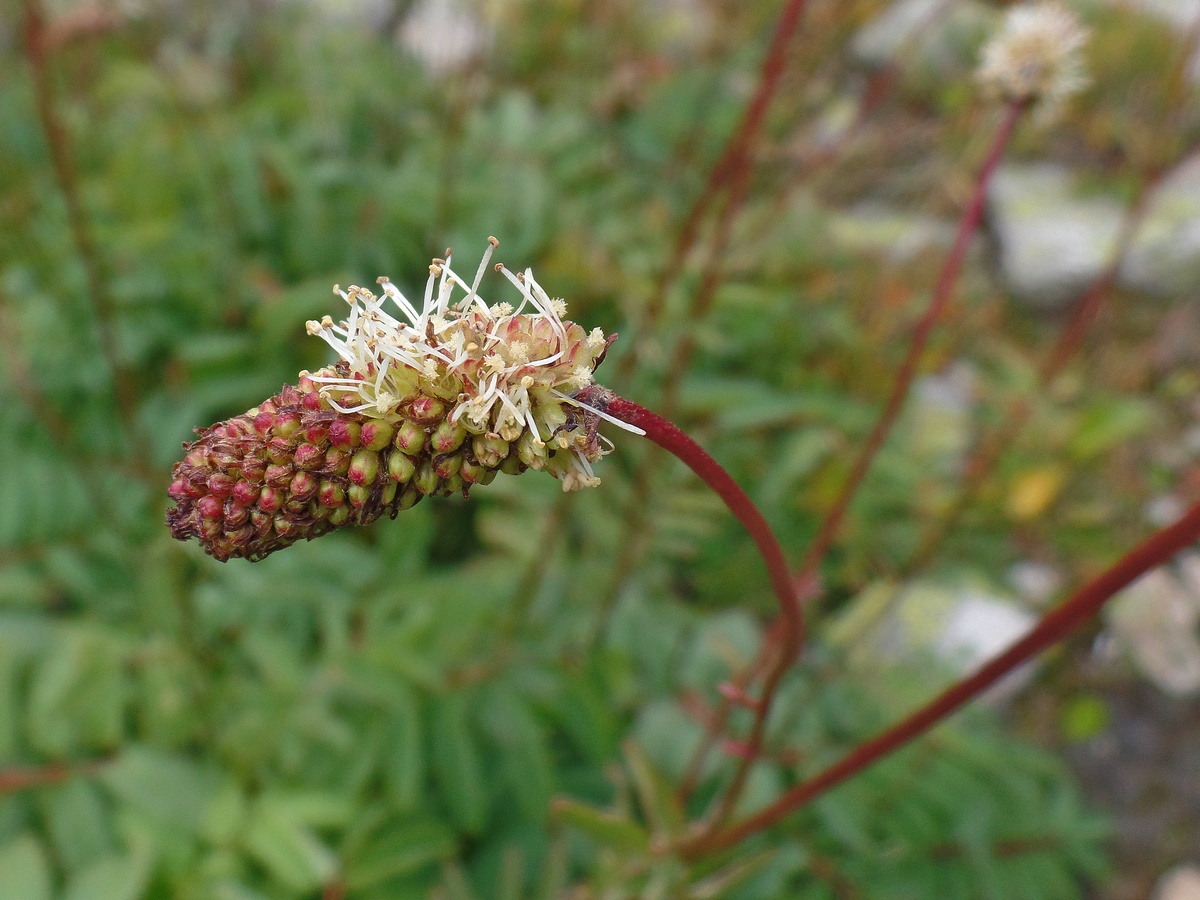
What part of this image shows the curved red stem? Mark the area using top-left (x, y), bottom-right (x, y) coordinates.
top-left (679, 499), bottom-right (1200, 858)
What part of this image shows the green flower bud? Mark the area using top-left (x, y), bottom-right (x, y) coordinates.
top-left (472, 433), bottom-right (509, 469)
top-left (387, 452), bottom-right (416, 484)
top-left (394, 420), bottom-right (427, 454)
top-left (348, 449), bottom-right (381, 487)
top-left (431, 418), bottom-right (467, 453)
top-left (413, 458), bottom-right (440, 495)
top-left (361, 419), bottom-right (395, 451)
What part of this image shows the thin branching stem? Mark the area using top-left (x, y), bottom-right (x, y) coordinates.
top-left (792, 99), bottom-right (1027, 590)
top-left (895, 12), bottom-right (1200, 582)
top-left (677, 98), bottom-right (1029, 813)
top-left (678, 497), bottom-right (1200, 858)
top-left (0, 758), bottom-right (110, 795)
top-left (587, 391), bottom-right (804, 833)
top-left (594, 391), bottom-right (804, 656)
top-left (617, 0), bottom-right (811, 383)
top-left (22, 0), bottom-right (137, 432)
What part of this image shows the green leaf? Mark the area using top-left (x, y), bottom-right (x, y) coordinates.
top-left (100, 746), bottom-right (220, 835)
top-left (0, 834), bottom-right (52, 900)
top-left (343, 820), bottom-right (456, 891)
top-left (242, 797), bottom-right (338, 892)
top-left (1069, 397), bottom-right (1156, 461)
top-left (61, 847), bottom-right (152, 900)
top-left (41, 779), bottom-right (115, 874)
top-left (383, 685), bottom-right (425, 814)
top-left (550, 797), bottom-right (649, 853)
top-left (430, 692), bottom-right (488, 835)
top-left (477, 689), bottom-right (554, 823)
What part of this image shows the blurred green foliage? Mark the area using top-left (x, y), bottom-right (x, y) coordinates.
top-left (1, 0), bottom-right (1195, 896)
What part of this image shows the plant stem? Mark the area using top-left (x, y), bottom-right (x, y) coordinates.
top-left (22, 0), bottom-right (137, 431)
top-left (678, 98), bottom-right (1028, 814)
top-left (588, 390), bottom-right (805, 832)
top-left (792, 99), bottom-right (1026, 591)
top-left (678, 498), bottom-right (1200, 858)
top-left (892, 4), bottom-right (1200, 582)
top-left (594, 391), bottom-right (805, 655)
top-left (617, 0), bottom-right (811, 383)
top-left (0, 758), bottom-right (110, 794)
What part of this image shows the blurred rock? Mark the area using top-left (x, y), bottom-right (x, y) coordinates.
top-left (935, 590), bottom-right (1037, 674)
top-left (852, 0), bottom-right (995, 74)
top-left (398, 0), bottom-right (492, 77)
top-left (1152, 863), bottom-right (1200, 900)
top-left (1107, 555), bottom-right (1200, 697)
top-left (988, 160), bottom-right (1200, 307)
top-left (1007, 560), bottom-right (1065, 607)
top-left (1123, 154), bottom-right (1200, 298)
top-left (829, 204), bottom-right (958, 263)
top-left (832, 581), bottom-right (1038, 699)
top-left (987, 164), bottom-right (1124, 309)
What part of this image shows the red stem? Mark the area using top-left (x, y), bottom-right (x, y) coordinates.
top-left (23, 0), bottom-right (137, 432)
top-left (0, 758), bottom-right (109, 794)
top-left (670, 99), bottom-right (1027, 822)
top-left (793, 100), bottom-right (1026, 588)
top-left (594, 391), bottom-right (804, 654)
top-left (622, 0), bottom-right (810, 376)
top-left (592, 391), bottom-right (805, 829)
top-left (679, 498), bottom-right (1200, 858)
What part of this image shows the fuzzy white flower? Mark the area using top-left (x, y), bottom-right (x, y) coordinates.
top-left (976, 2), bottom-right (1089, 123)
top-left (304, 238), bottom-right (640, 491)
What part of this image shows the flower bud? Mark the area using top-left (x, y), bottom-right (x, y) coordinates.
top-left (387, 452), bottom-right (416, 484)
top-left (294, 443), bottom-right (325, 471)
top-left (472, 433), bottom-right (508, 469)
top-left (414, 459), bottom-right (440, 495)
top-left (434, 452), bottom-right (462, 480)
top-left (361, 419), bottom-right (395, 451)
top-left (408, 396), bottom-right (446, 425)
top-left (394, 421), bottom-right (427, 454)
top-left (329, 420), bottom-right (361, 448)
top-left (431, 419), bottom-right (467, 453)
top-left (348, 449), bottom-right (381, 487)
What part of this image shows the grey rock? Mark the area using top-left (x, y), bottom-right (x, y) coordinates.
top-left (1108, 554), bottom-right (1200, 697)
top-left (1152, 863), bottom-right (1200, 900)
top-left (1123, 154), bottom-right (1200, 298)
top-left (987, 164), bottom-right (1125, 309)
top-left (852, 0), bottom-right (995, 73)
top-left (988, 160), bottom-right (1200, 306)
top-left (831, 580), bottom-right (1038, 699)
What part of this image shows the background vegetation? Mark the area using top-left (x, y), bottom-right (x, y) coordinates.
top-left (1, 0), bottom-right (1197, 897)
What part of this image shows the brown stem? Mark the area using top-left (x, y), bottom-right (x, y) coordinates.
top-left (792, 100), bottom-right (1026, 592)
top-left (0, 758), bottom-right (110, 794)
top-left (591, 391), bottom-right (805, 833)
top-left (674, 100), bottom-right (1026, 824)
top-left (897, 17), bottom-right (1200, 582)
top-left (679, 498), bottom-right (1200, 858)
top-left (22, 0), bottom-right (137, 431)
top-left (618, 0), bottom-right (811, 382)
top-left (595, 391), bottom-right (804, 654)
top-left (897, 189), bottom-right (1151, 581)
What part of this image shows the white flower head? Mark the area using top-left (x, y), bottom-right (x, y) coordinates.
top-left (305, 239), bottom-right (642, 491)
top-left (976, 2), bottom-right (1089, 123)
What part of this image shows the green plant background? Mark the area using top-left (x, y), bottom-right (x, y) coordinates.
top-left (1, 1), bottom-right (1195, 897)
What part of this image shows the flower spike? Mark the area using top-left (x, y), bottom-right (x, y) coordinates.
top-left (167, 241), bottom-right (615, 561)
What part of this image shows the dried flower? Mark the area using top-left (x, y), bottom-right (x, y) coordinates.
top-left (166, 239), bottom-right (641, 561)
top-left (976, 2), bottom-right (1089, 123)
